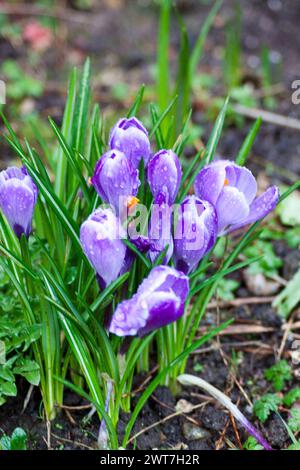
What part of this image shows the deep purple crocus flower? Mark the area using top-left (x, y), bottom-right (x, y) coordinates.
top-left (109, 266), bottom-right (189, 337)
top-left (91, 149), bottom-right (140, 215)
top-left (0, 166), bottom-right (38, 238)
top-left (147, 149), bottom-right (182, 205)
top-left (109, 117), bottom-right (151, 168)
top-left (80, 207), bottom-right (127, 287)
top-left (194, 160), bottom-right (279, 234)
top-left (174, 196), bottom-right (217, 274)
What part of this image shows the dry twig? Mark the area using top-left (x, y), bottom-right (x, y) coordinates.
top-left (232, 104), bottom-right (300, 131)
top-left (51, 432), bottom-right (94, 450)
top-left (229, 413), bottom-right (243, 450)
top-left (208, 296), bottom-right (275, 309)
top-left (0, 3), bottom-right (94, 25)
top-left (59, 403), bottom-right (92, 411)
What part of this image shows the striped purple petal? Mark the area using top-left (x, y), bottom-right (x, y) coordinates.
top-left (0, 166), bottom-right (38, 238)
top-left (109, 117), bottom-right (151, 168)
top-left (109, 266), bottom-right (189, 337)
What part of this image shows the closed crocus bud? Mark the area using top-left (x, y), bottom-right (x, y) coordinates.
top-left (80, 207), bottom-right (127, 287)
top-left (195, 160), bottom-right (279, 235)
top-left (109, 266), bottom-right (189, 337)
top-left (0, 166), bottom-right (38, 238)
top-left (109, 117), bottom-right (151, 168)
top-left (91, 149), bottom-right (140, 214)
top-left (147, 149), bottom-right (182, 205)
top-left (174, 196), bottom-right (217, 274)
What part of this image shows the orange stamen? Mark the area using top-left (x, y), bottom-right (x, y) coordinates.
top-left (127, 196), bottom-right (139, 210)
top-left (224, 178), bottom-right (229, 186)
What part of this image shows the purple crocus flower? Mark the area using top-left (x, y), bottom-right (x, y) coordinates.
top-left (91, 149), bottom-right (140, 215)
top-left (148, 201), bottom-right (173, 264)
top-left (194, 160), bottom-right (279, 234)
top-left (174, 196), bottom-right (217, 274)
top-left (80, 207), bottom-right (127, 287)
top-left (147, 149), bottom-right (182, 205)
top-left (109, 117), bottom-right (151, 168)
top-left (109, 266), bottom-right (189, 337)
top-left (0, 166), bottom-right (38, 238)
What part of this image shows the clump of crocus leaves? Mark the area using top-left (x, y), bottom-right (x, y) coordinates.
top-left (0, 61), bottom-right (298, 449)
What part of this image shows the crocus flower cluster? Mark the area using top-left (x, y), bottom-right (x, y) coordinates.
top-left (77, 116), bottom-right (279, 338)
top-left (0, 114), bottom-right (279, 338)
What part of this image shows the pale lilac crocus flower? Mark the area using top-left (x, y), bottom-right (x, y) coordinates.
top-left (80, 207), bottom-right (128, 287)
top-left (194, 160), bottom-right (279, 235)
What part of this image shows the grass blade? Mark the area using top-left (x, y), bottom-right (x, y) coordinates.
top-left (189, 255), bottom-right (263, 297)
top-left (157, 0), bottom-right (171, 118)
top-left (54, 67), bottom-right (77, 199)
top-left (149, 95), bottom-right (178, 140)
top-left (178, 148), bottom-right (205, 201)
top-left (0, 111), bottom-right (23, 151)
top-left (236, 117), bottom-right (262, 166)
top-left (89, 271), bottom-right (130, 313)
top-left (43, 273), bottom-right (105, 407)
top-left (123, 239), bottom-right (151, 270)
top-left (204, 96), bottom-right (229, 164)
top-left (174, 18), bottom-right (190, 140)
top-left (21, 157), bottom-right (82, 253)
top-left (49, 117), bottom-right (91, 202)
top-left (73, 58), bottom-right (91, 155)
top-left (127, 85), bottom-right (145, 118)
top-left (190, 0), bottom-right (223, 77)
top-left (0, 243), bottom-right (38, 279)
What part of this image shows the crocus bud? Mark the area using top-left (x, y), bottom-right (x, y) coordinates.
top-left (147, 149), bottom-right (182, 205)
top-left (0, 166), bottom-right (38, 238)
top-left (91, 149), bottom-right (140, 214)
top-left (194, 160), bottom-right (279, 235)
top-left (80, 207), bottom-right (127, 287)
top-left (109, 266), bottom-right (189, 337)
top-left (109, 117), bottom-right (151, 168)
top-left (174, 196), bottom-right (217, 274)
